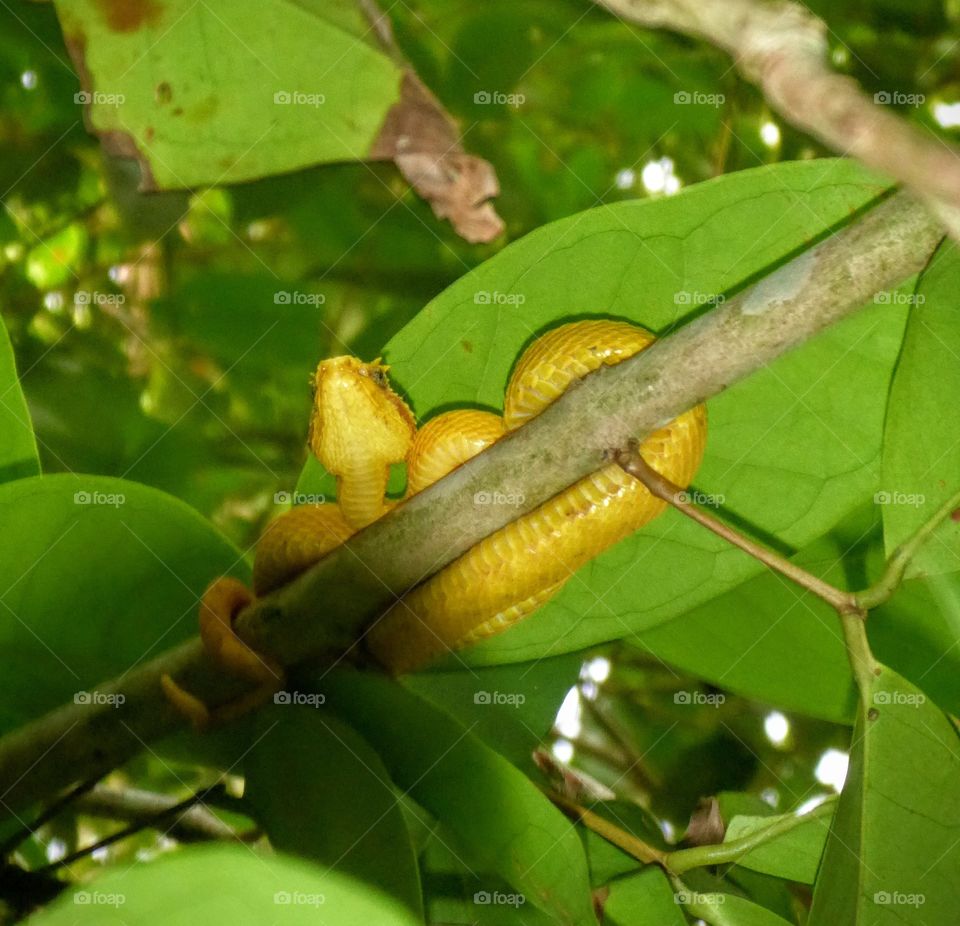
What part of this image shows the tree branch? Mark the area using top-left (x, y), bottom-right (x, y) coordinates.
top-left (593, 0), bottom-right (960, 239)
top-left (0, 191), bottom-right (943, 824)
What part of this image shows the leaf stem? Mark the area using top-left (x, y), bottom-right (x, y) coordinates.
top-left (665, 796), bottom-right (836, 874)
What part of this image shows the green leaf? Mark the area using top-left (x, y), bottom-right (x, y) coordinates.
top-left (808, 665), bottom-right (960, 924)
top-left (403, 652), bottom-right (583, 770)
top-left (244, 708), bottom-right (422, 917)
top-left (53, 0), bottom-right (402, 188)
top-left (321, 669), bottom-right (596, 926)
top-left (604, 867), bottom-right (685, 926)
top-left (28, 844), bottom-right (420, 925)
top-left (881, 239), bottom-right (960, 577)
top-left (372, 159), bottom-right (900, 664)
top-left (724, 804), bottom-right (834, 884)
top-left (634, 518), bottom-right (863, 723)
top-left (0, 474), bottom-right (245, 733)
top-left (0, 315), bottom-right (39, 482)
top-left (680, 889), bottom-right (794, 925)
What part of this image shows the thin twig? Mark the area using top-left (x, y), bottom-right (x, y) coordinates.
top-left (0, 777), bottom-right (99, 857)
top-left (35, 782), bottom-right (227, 874)
top-left (615, 449), bottom-right (856, 613)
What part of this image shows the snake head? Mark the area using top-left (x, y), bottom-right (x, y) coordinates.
top-left (308, 356), bottom-right (415, 477)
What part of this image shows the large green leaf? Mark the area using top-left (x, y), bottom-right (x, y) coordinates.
top-left (310, 159), bottom-right (900, 665)
top-left (634, 517), bottom-right (863, 723)
top-left (0, 315), bottom-right (39, 482)
top-left (0, 474), bottom-right (245, 733)
top-left (604, 867), bottom-right (686, 926)
top-left (881, 240), bottom-right (960, 577)
top-left (54, 0), bottom-right (401, 188)
top-left (321, 669), bottom-right (596, 926)
top-left (808, 665), bottom-right (960, 924)
top-left (29, 844), bottom-right (420, 925)
top-left (404, 651), bottom-right (583, 770)
top-left (244, 708), bottom-right (422, 917)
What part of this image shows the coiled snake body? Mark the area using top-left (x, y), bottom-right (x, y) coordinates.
top-left (258, 319), bottom-right (707, 673)
top-left (163, 320), bottom-right (706, 725)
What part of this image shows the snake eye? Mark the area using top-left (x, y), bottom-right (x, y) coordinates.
top-left (371, 368), bottom-right (388, 387)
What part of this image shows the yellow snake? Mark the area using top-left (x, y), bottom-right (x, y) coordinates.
top-left (253, 319), bottom-right (707, 674)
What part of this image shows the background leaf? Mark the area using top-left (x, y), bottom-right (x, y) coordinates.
top-left (0, 474), bottom-right (245, 733)
top-left (28, 843), bottom-right (420, 925)
top-left (52, 0), bottom-right (402, 188)
top-left (808, 665), bottom-right (960, 924)
top-left (881, 239), bottom-right (960, 578)
top-left (0, 315), bottom-right (39, 482)
top-left (244, 708), bottom-right (423, 917)
top-left (321, 669), bottom-right (596, 926)
top-left (604, 867), bottom-right (686, 925)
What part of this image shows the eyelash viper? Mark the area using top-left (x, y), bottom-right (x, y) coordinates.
top-left (256, 318), bottom-right (707, 673)
top-left (162, 319), bottom-right (706, 725)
